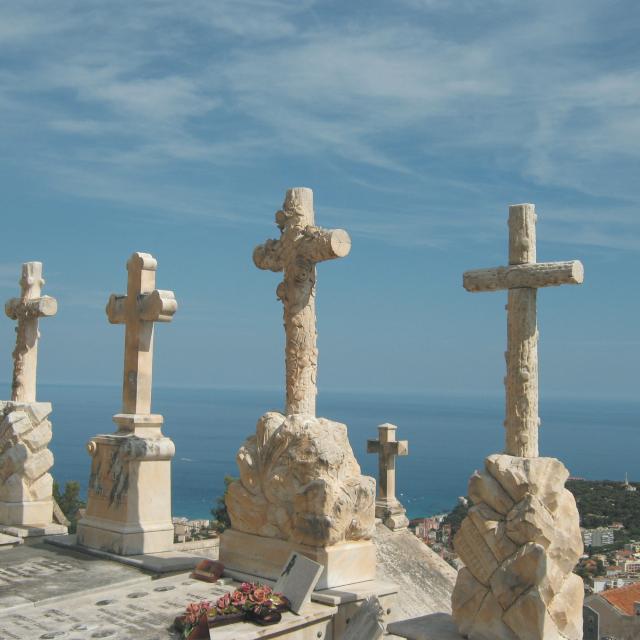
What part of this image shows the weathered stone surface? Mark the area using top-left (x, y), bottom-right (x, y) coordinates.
top-left (503, 587), bottom-right (564, 640)
top-left (490, 543), bottom-right (546, 610)
top-left (546, 489), bottom-right (583, 575)
top-left (453, 455), bottom-right (583, 640)
top-left (253, 187), bottom-right (350, 416)
top-left (368, 423), bottom-right (409, 530)
top-left (468, 502), bottom-right (518, 562)
top-left (506, 494), bottom-right (555, 548)
top-left (468, 468), bottom-right (515, 515)
top-left (548, 573), bottom-right (583, 640)
top-left (451, 567), bottom-right (488, 637)
top-left (77, 252), bottom-right (177, 556)
top-left (227, 412), bottom-right (375, 547)
top-left (4, 262), bottom-right (57, 404)
top-left (453, 517), bottom-right (499, 586)
top-left (463, 204), bottom-right (584, 457)
top-left (0, 403), bottom-right (56, 527)
top-left (373, 522), bottom-right (456, 620)
top-left (21, 421), bottom-right (52, 451)
top-left (472, 590), bottom-right (519, 640)
top-left (486, 454), bottom-right (568, 512)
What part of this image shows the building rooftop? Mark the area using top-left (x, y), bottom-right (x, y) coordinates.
top-left (600, 581), bottom-right (640, 616)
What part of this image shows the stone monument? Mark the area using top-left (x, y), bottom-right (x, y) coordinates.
top-left (76, 252), bottom-right (178, 555)
top-left (368, 423), bottom-right (409, 530)
top-left (452, 204), bottom-right (585, 639)
top-left (221, 187), bottom-right (376, 589)
top-left (0, 262), bottom-right (64, 534)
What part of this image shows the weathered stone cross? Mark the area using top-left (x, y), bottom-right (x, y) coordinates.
top-left (5, 262), bottom-right (57, 403)
top-left (463, 204), bottom-right (584, 457)
top-left (367, 423), bottom-right (408, 516)
top-left (106, 252), bottom-right (177, 416)
top-left (253, 187), bottom-right (351, 416)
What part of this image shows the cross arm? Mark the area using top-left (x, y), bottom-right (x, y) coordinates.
top-left (5, 295), bottom-right (57, 320)
top-left (253, 238), bottom-right (285, 272)
top-left (140, 289), bottom-right (178, 322)
top-left (367, 439), bottom-right (381, 454)
top-left (463, 260), bottom-right (583, 292)
top-left (106, 290), bottom-right (177, 324)
top-left (106, 294), bottom-right (126, 324)
top-left (300, 227), bottom-right (351, 263)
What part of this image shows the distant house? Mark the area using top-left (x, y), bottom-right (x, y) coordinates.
top-left (582, 526), bottom-right (615, 547)
top-left (585, 582), bottom-right (640, 640)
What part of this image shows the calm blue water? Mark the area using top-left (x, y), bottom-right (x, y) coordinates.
top-left (37, 384), bottom-right (640, 520)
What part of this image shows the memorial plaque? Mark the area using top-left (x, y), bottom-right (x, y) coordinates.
top-left (191, 559), bottom-right (224, 583)
top-left (273, 552), bottom-right (323, 614)
top-left (583, 605), bottom-right (599, 640)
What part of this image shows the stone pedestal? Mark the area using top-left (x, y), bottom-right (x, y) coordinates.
top-left (222, 412), bottom-right (376, 589)
top-left (452, 454), bottom-right (584, 640)
top-left (76, 414), bottom-right (175, 556)
top-left (221, 529), bottom-right (376, 590)
top-left (0, 401), bottom-right (62, 530)
top-left (376, 498), bottom-right (409, 531)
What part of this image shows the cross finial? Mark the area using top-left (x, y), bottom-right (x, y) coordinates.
top-left (367, 423), bottom-right (409, 529)
top-left (5, 262), bottom-right (57, 402)
top-left (253, 188), bottom-right (351, 416)
top-left (106, 252), bottom-right (177, 417)
top-left (463, 204), bottom-right (584, 457)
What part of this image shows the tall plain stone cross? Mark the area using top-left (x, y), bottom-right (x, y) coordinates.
top-left (253, 187), bottom-right (351, 416)
top-left (106, 252), bottom-right (177, 416)
top-left (5, 262), bottom-right (57, 403)
top-left (463, 204), bottom-right (584, 457)
top-left (367, 423), bottom-right (409, 529)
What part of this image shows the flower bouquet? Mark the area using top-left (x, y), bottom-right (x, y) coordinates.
top-left (175, 582), bottom-right (289, 638)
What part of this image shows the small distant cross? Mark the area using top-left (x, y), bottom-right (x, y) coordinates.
top-left (253, 188), bottom-right (351, 416)
top-left (367, 423), bottom-right (408, 518)
top-left (106, 252), bottom-right (177, 416)
top-left (463, 204), bottom-right (584, 457)
top-left (5, 262), bottom-right (57, 403)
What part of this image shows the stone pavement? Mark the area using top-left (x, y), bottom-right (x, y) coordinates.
top-left (0, 541), bottom-right (335, 639)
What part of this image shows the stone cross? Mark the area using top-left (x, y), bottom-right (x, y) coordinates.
top-left (5, 262), bottom-right (57, 403)
top-left (106, 252), bottom-right (177, 415)
top-left (253, 187), bottom-right (351, 416)
top-left (463, 204), bottom-right (584, 457)
top-left (367, 423), bottom-right (408, 514)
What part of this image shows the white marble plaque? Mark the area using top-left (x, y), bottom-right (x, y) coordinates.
top-left (273, 552), bottom-right (323, 614)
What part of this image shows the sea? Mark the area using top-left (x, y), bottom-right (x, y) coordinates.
top-left (36, 384), bottom-right (640, 521)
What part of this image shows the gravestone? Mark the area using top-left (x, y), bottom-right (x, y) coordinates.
top-left (221, 188), bottom-right (376, 589)
top-left (452, 204), bottom-right (585, 640)
top-left (367, 423), bottom-right (409, 530)
top-left (0, 262), bottom-right (66, 535)
top-left (77, 252), bottom-right (178, 555)
top-left (583, 605), bottom-right (599, 640)
top-left (274, 552), bottom-right (323, 614)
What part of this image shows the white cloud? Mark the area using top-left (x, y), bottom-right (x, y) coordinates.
top-left (0, 0), bottom-right (638, 249)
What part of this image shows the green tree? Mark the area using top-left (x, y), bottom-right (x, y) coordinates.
top-left (442, 498), bottom-right (469, 540)
top-left (53, 480), bottom-right (85, 534)
top-left (211, 475), bottom-right (236, 533)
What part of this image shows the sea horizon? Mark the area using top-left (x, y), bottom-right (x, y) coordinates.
top-left (7, 382), bottom-right (639, 521)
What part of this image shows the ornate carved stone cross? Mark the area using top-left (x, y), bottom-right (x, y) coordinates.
top-left (463, 204), bottom-right (584, 457)
top-left (5, 262), bottom-right (57, 403)
top-left (253, 187), bottom-right (351, 416)
top-left (367, 423), bottom-right (408, 518)
top-left (106, 252), bottom-right (177, 416)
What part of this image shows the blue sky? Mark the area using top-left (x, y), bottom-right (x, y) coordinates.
top-left (0, 0), bottom-right (638, 401)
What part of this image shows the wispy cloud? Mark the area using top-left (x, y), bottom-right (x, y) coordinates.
top-left (0, 1), bottom-right (638, 249)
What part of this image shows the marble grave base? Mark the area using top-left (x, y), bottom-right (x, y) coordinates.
top-left (220, 528), bottom-right (377, 590)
